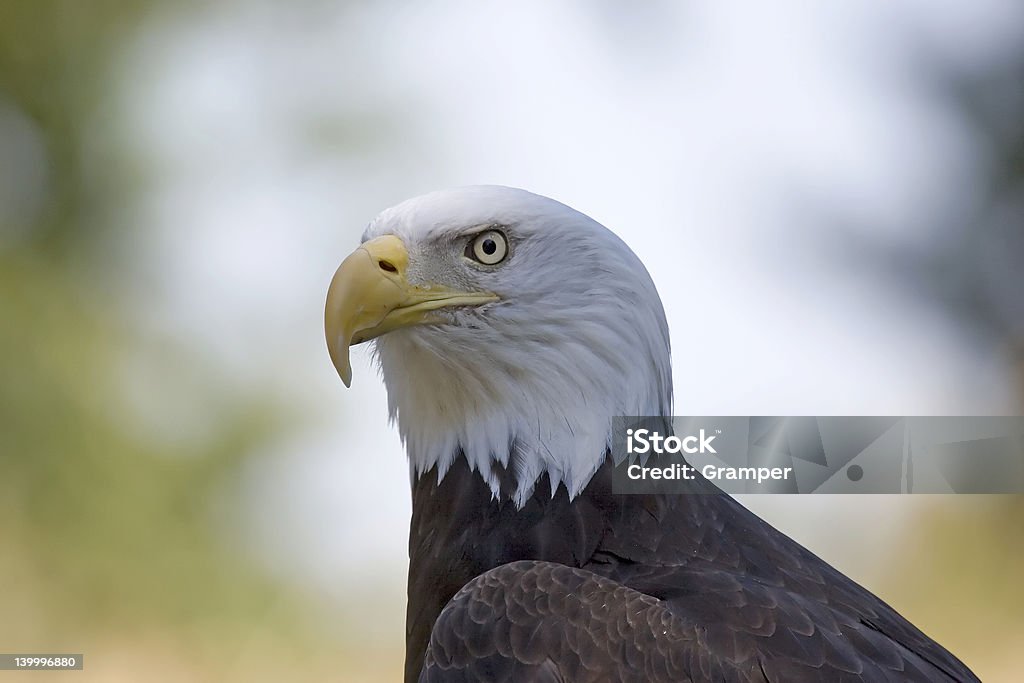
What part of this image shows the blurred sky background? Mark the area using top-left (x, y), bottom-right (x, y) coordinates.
top-left (2, 1), bottom-right (1023, 681)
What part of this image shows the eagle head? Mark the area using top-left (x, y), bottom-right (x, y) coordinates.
top-left (326, 186), bottom-right (672, 506)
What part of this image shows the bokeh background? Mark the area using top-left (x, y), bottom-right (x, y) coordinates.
top-left (2, 1), bottom-right (1023, 681)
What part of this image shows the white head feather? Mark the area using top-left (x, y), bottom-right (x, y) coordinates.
top-left (365, 186), bottom-right (672, 508)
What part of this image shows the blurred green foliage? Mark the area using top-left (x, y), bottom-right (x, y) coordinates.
top-left (0, 3), bottom-right (359, 679)
top-left (1, 254), bottom-right (275, 630)
top-left (835, 40), bottom-right (1024, 682)
top-left (0, 0), bottom-right (157, 254)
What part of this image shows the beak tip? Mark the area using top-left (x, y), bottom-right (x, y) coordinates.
top-left (334, 357), bottom-right (353, 388)
top-left (327, 337), bottom-right (354, 388)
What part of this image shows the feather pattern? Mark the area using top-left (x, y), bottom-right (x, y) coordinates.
top-left (409, 458), bottom-right (978, 682)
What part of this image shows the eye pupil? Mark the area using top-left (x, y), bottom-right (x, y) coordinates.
top-left (482, 239), bottom-right (497, 255)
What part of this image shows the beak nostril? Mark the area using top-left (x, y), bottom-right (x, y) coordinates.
top-left (378, 259), bottom-right (398, 273)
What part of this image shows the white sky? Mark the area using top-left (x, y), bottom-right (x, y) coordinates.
top-left (104, 0), bottom-right (1023, 626)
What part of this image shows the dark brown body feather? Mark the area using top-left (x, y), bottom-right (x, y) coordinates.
top-left (407, 455), bottom-right (977, 682)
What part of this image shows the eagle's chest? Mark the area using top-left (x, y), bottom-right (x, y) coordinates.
top-left (403, 458), bottom-right (614, 682)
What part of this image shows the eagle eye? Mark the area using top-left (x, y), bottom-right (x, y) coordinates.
top-left (466, 230), bottom-right (508, 266)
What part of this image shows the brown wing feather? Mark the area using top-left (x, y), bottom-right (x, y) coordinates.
top-left (420, 561), bottom-right (762, 683)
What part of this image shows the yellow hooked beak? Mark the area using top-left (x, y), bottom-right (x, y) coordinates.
top-left (325, 235), bottom-right (499, 387)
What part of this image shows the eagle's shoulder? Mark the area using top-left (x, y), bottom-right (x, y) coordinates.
top-left (588, 487), bottom-right (979, 682)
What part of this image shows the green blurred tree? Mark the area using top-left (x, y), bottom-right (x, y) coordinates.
top-left (833, 34), bottom-right (1024, 683)
top-left (0, 3), bottom-right (341, 677)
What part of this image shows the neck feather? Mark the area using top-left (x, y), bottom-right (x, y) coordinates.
top-left (375, 316), bottom-right (671, 508)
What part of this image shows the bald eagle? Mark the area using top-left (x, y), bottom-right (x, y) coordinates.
top-left (325, 187), bottom-right (977, 682)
